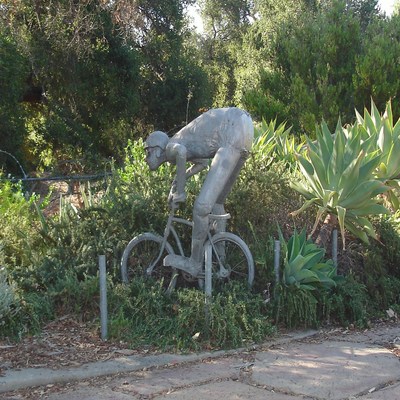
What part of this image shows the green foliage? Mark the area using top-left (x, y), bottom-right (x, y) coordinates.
top-left (377, 212), bottom-right (400, 277)
top-left (238, 68), bottom-right (291, 124)
top-left (275, 285), bottom-right (318, 329)
top-left (0, 181), bottom-right (43, 275)
top-left (355, 100), bottom-right (400, 209)
top-left (246, 0), bottom-right (365, 131)
top-left (253, 119), bottom-right (304, 167)
top-left (234, 0), bottom-right (396, 134)
top-left (291, 113), bottom-right (390, 246)
top-left (280, 229), bottom-right (338, 291)
top-left (325, 274), bottom-right (369, 327)
top-left (354, 14), bottom-right (400, 119)
top-left (109, 279), bottom-right (275, 350)
top-left (0, 32), bottom-right (29, 173)
top-left (0, 268), bottom-right (19, 327)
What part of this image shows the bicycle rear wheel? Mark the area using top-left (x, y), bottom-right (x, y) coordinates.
top-left (121, 233), bottom-right (178, 292)
top-left (209, 232), bottom-right (254, 288)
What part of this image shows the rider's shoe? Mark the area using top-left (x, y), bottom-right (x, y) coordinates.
top-left (163, 255), bottom-right (201, 277)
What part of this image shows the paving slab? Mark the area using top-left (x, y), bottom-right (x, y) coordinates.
top-left (358, 381), bottom-right (400, 399)
top-left (326, 324), bottom-right (400, 345)
top-left (34, 386), bottom-right (135, 400)
top-left (110, 356), bottom-right (243, 397)
top-left (252, 340), bottom-right (400, 400)
top-left (154, 381), bottom-right (301, 400)
top-left (0, 352), bottom-right (223, 393)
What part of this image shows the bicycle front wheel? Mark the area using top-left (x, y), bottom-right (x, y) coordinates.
top-left (209, 232), bottom-right (255, 288)
top-left (121, 233), bottom-right (177, 292)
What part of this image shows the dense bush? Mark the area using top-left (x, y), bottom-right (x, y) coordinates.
top-left (109, 279), bottom-right (275, 350)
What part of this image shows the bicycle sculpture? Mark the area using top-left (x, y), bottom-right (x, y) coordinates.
top-left (121, 107), bottom-right (255, 292)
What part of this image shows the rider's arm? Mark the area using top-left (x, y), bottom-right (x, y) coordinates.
top-left (166, 143), bottom-right (187, 202)
top-left (186, 159), bottom-right (208, 179)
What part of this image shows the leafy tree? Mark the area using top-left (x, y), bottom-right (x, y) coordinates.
top-left (354, 13), bottom-right (400, 120)
top-left (115, 0), bottom-right (209, 131)
top-left (270, 0), bottom-right (370, 132)
top-left (236, 0), bottom-right (384, 132)
top-left (234, 0), bottom-right (315, 121)
top-left (1, 0), bottom-right (143, 167)
top-left (0, 32), bottom-right (29, 174)
top-left (0, 0), bottom-right (210, 170)
top-left (198, 0), bottom-right (252, 107)
top-left (395, 0), bottom-right (400, 15)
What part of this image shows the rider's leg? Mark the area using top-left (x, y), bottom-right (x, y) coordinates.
top-left (191, 147), bottom-right (243, 267)
top-left (209, 152), bottom-right (248, 264)
top-left (163, 147), bottom-right (242, 275)
top-left (217, 149), bottom-right (248, 204)
top-left (211, 152), bottom-right (248, 235)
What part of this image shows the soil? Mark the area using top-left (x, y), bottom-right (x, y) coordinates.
top-left (0, 315), bottom-right (147, 376)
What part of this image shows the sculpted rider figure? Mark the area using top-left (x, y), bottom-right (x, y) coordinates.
top-left (144, 107), bottom-right (254, 277)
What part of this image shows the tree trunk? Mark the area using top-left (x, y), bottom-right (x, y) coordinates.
top-left (315, 213), bottom-right (338, 249)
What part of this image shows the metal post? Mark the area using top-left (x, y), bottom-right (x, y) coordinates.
top-left (274, 240), bottom-right (280, 284)
top-left (204, 242), bottom-right (212, 300)
top-left (204, 242), bottom-right (212, 327)
top-left (99, 255), bottom-right (108, 341)
top-left (332, 229), bottom-right (338, 267)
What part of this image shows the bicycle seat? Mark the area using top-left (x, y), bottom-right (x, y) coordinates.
top-left (209, 213), bottom-right (231, 220)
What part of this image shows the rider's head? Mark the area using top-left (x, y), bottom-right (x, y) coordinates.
top-left (144, 131), bottom-right (169, 170)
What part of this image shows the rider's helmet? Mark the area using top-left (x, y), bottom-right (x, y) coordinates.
top-left (145, 131), bottom-right (169, 151)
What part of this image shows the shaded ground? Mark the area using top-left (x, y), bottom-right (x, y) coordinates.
top-left (0, 316), bottom-right (149, 375)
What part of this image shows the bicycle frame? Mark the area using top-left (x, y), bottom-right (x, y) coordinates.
top-left (145, 209), bottom-right (191, 276)
top-left (145, 209), bottom-right (230, 279)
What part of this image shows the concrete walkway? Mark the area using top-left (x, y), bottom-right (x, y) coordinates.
top-left (1, 324), bottom-right (399, 399)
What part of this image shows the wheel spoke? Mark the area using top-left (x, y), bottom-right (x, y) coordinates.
top-left (121, 234), bottom-right (177, 292)
top-left (210, 233), bottom-right (254, 289)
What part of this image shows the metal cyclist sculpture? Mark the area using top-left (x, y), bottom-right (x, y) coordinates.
top-left (144, 107), bottom-right (254, 279)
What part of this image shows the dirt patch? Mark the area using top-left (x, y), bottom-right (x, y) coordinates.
top-left (0, 315), bottom-right (146, 376)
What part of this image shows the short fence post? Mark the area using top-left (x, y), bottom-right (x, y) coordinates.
top-left (204, 243), bottom-right (212, 299)
top-left (274, 240), bottom-right (280, 284)
top-left (204, 242), bottom-right (212, 327)
top-left (99, 255), bottom-right (108, 341)
top-left (332, 229), bottom-right (338, 267)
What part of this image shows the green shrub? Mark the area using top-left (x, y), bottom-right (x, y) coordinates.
top-left (109, 280), bottom-right (275, 351)
top-left (0, 181), bottom-right (43, 275)
top-left (377, 213), bottom-right (400, 278)
top-left (48, 271), bottom-right (100, 317)
top-left (230, 161), bottom-right (313, 246)
top-left (2, 135), bottom-right (400, 342)
top-left (275, 285), bottom-right (318, 329)
top-left (325, 274), bottom-right (369, 328)
top-left (0, 268), bottom-right (19, 328)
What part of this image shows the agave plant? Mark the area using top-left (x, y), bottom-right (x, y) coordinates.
top-left (253, 119), bottom-right (304, 166)
top-left (355, 100), bottom-right (400, 209)
top-left (281, 229), bottom-right (338, 291)
top-left (291, 117), bottom-right (389, 248)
